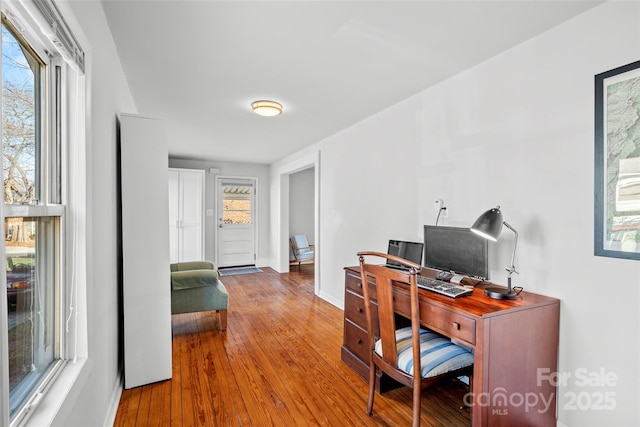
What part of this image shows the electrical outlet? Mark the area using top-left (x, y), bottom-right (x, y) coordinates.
top-left (434, 199), bottom-right (448, 220)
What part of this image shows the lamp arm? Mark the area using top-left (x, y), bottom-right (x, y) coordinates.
top-left (502, 221), bottom-right (518, 293)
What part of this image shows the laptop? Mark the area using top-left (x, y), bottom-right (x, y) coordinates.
top-left (385, 240), bottom-right (424, 271)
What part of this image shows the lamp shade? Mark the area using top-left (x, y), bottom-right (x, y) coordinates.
top-left (471, 206), bottom-right (504, 241)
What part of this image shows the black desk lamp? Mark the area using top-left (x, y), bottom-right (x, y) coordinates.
top-left (471, 206), bottom-right (519, 300)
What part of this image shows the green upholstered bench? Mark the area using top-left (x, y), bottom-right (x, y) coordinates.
top-left (170, 261), bottom-right (229, 330)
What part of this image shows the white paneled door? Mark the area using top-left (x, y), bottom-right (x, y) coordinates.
top-left (217, 178), bottom-right (256, 268)
top-left (168, 168), bottom-right (204, 263)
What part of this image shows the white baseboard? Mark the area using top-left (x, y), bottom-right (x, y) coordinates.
top-left (104, 375), bottom-right (123, 427)
top-left (318, 290), bottom-right (343, 310)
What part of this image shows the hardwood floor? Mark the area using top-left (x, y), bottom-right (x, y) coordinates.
top-left (114, 266), bottom-right (471, 426)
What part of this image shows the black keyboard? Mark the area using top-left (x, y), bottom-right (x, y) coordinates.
top-left (417, 276), bottom-right (473, 298)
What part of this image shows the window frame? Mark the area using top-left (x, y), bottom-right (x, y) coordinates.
top-left (0, 2), bottom-right (85, 425)
top-left (1, 12), bottom-right (65, 425)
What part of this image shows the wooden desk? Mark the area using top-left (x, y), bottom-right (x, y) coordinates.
top-left (341, 266), bottom-right (560, 427)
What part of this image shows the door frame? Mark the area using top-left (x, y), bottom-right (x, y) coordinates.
top-left (273, 151), bottom-right (320, 294)
top-left (215, 175), bottom-right (258, 268)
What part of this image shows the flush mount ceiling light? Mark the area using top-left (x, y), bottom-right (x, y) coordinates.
top-left (251, 100), bottom-right (283, 117)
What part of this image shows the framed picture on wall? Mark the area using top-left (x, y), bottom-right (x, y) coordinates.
top-left (594, 59), bottom-right (640, 259)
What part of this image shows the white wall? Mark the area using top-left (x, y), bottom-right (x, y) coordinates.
top-left (168, 158), bottom-right (271, 267)
top-left (273, 2), bottom-right (640, 425)
top-left (320, 99), bottom-right (423, 289)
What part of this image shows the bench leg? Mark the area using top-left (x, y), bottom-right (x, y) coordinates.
top-left (218, 309), bottom-right (227, 331)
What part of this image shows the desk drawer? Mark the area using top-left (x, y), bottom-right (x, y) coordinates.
top-left (421, 303), bottom-right (475, 346)
top-left (345, 271), bottom-right (363, 295)
top-left (344, 290), bottom-right (379, 332)
top-left (345, 290), bottom-right (366, 326)
top-left (345, 270), bottom-right (377, 299)
top-left (344, 319), bottom-right (370, 362)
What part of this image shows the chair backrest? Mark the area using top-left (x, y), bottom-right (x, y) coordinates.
top-left (290, 234), bottom-right (312, 257)
top-left (170, 261), bottom-right (215, 272)
top-left (291, 234), bottom-right (310, 250)
top-left (357, 251), bottom-right (421, 370)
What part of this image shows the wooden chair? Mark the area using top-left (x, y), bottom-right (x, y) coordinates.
top-left (289, 234), bottom-right (314, 270)
top-left (357, 251), bottom-right (474, 427)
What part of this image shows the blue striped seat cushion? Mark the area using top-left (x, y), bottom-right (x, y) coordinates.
top-left (374, 326), bottom-right (474, 378)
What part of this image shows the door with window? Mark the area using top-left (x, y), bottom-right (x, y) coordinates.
top-left (216, 178), bottom-right (256, 268)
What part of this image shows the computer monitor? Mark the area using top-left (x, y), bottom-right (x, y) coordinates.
top-left (386, 240), bottom-right (424, 270)
top-left (423, 225), bottom-right (489, 280)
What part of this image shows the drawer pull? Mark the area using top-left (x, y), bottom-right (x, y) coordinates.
top-left (358, 282), bottom-right (362, 288)
top-left (356, 339), bottom-right (362, 344)
top-left (357, 307), bottom-right (363, 313)
top-left (452, 322), bottom-right (460, 330)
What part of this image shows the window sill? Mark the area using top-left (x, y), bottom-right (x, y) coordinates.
top-left (15, 358), bottom-right (91, 427)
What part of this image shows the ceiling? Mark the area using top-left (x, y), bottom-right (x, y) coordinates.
top-left (102, 1), bottom-right (602, 164)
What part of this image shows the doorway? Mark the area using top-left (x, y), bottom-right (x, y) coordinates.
top-left (274, 151), bottom-right (320, 290)
top-left (216, 177), bottom-right (257, 268)
top-left (289, 168), bottom-right (315, 268)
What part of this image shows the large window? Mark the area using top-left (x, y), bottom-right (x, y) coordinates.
top-left (0, 2), bottom-right (82, 423)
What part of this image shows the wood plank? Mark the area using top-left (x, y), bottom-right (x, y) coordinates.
top-left (170, 323), bottom-right (183, 426)
top-left (114, 387), bottom-right (141, 427)
top-left (176, 314), bottom-right (197, 426)
top-left (114, 267), bottom-right (471, 426)
top-left (133, 381), bottom-right (152, 427)
top-left (196, 312), bottom-right (250, 426)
